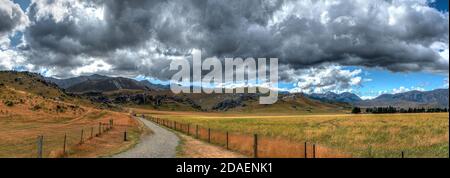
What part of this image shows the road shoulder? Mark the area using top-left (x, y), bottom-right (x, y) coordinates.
top-left (176, 133), bottom-right (245, 158)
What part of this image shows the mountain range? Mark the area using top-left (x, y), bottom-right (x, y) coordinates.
top-left (46, 74), bottom-right (168, 92)
top-left (308, 92), bottom-right (363, 103)
top-left (44, 74), bottom-right (449, 109)
top-left (354, 89), bottom-right (449, 108)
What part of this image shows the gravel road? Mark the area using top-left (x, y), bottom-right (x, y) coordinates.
top-left (113, 117), bottom-right (179, 158)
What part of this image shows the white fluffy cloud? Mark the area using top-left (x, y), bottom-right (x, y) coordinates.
top-left (376, 86), bottom-right (426, 95)
top-left (0, 48), bottom-right (29, 70)
top-left (0, 0), bottom-right (29, 70)
top-left (288, 65), bottom-right (363, 94)
top-left (392, 86), bottom-right (426, 94)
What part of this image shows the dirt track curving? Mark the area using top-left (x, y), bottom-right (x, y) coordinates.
top-left (113, 117), bottom-right (179, 158)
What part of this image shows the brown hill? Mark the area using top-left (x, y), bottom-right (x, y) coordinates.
top-left (66, 77), bottom-right (148, 93)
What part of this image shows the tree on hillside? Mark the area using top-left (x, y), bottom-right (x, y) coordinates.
top-left (352, 107), bottom-right (361, 114)
top-left (364, 106), bottom-right (448, 114)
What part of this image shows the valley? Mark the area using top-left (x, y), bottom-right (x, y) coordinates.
top-left (1, 71), bottom-right (448, 158)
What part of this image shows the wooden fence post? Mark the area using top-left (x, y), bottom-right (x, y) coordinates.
top-left (226, 131), bottom-right (229, 150)
top-left (187, 124), bottom-right (190, 135)
top-left (208, 128), bottom-right (211, 143)
top-left (124, 130), bottom-right (127, 141)
top-left (63, 133), bottom-right (67, 154)
top-left (37, 135), bottom-right (43, 158)
top-left (196, 125), bottom-right (199, 139)
top-left (401, 151), bottom-right (404, 158)
top-left (254, 134), bottom-right (258, 158)
top-left (313, 144), bottom-right (316, 158)
top-left (304, 142), bottom-right (307, 158)
top-left (80, 129), bottom-right (84, 144)
top-left (98, 122), bottom-right (101, 135)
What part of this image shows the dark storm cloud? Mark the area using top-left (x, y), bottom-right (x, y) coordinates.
top-left (0, 8), bottom-right (17, 34)
top-left (0, 0), bottom-right (27, 36)
top-left (25, 0), bottom-right (160, 55)
top-left (19, 0), bottom-right (449, 79)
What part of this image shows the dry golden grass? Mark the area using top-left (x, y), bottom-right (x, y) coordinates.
top-left (0, 84), bottom-right (141, 158)
top-left (177, 134), bottom-right (245, 158)
top-left (138, 109), bottom-right (449, 158)
top-left (150, 115), bottom-right (350, 158)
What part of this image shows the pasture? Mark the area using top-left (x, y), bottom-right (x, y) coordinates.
top-left (137, 109), bottom-right (449, 158)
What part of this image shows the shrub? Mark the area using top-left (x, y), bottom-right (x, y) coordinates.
top-left (4, 100), bottom-right (14, 107)
top-left (56, 105), bottom-right (66, 113)
top-left (31, 104), bottom-right (42, 111)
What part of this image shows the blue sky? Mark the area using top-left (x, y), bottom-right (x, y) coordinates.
top-left (5, 0), bottom-right (450, 99)
top-left (349, 67), bottom-right (447, 99)
top-left (10, 0), bottom-right (30, 46)
top-left (430, 0), bottom-right (449, 11)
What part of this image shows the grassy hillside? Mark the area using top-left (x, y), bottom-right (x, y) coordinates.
top-left (0, 71), bottom-right (66, 99)
top-left (179, 92), bottom-right (350, 113)
top-left (0, 71), bottom-right (141, 158)
top-left (225, 94), bottom-right (349, 114)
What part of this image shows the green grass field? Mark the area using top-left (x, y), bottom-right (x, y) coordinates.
top-left (138, 109), bottom-right (449, 158)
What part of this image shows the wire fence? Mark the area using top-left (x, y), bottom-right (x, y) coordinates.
top-left (144, 115), bottom-right (432, 158)
top-left (0, 120), bottom-right (133, 158)
top-left (144, 115), bottom-right (352, 158)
